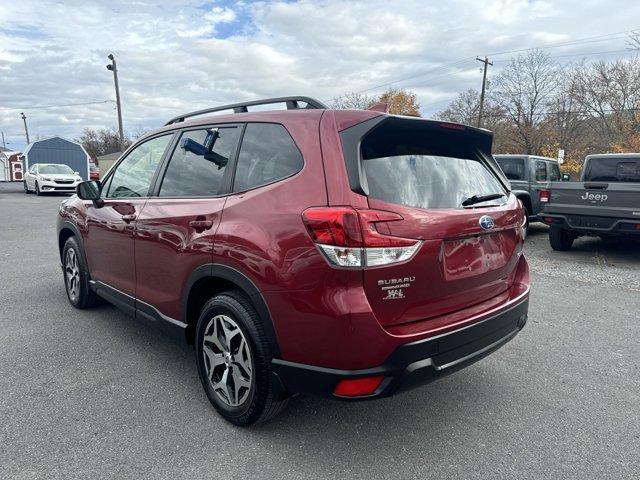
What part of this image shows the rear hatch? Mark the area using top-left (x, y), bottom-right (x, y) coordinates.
top-left (340, 116), bottom-right (524, 328)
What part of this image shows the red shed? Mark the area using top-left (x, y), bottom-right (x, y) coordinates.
top-left (0, 151), bottom-right (23, 182)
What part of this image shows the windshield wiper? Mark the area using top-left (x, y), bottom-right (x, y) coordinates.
top-left (461, 193), bottom-right (505, 207)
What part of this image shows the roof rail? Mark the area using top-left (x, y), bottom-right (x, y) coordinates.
top-left (164, 96), bottom-right (328, 126)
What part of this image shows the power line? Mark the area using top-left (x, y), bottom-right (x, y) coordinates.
top-left (330, 28), bottom-right (640, 103)
top-left (486, 28), bottom-right (640, 56)
top-left (0, 100), bottom-right (114, 111)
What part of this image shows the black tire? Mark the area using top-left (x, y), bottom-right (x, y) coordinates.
top-left (23, 181), bottom-right (29, 193)
top-left (62, 236), bottom-right (99, 309)
top-left (35, 181), bottom-right (41, 196)
top-left (195, 291), bottom-right (288, 426)
top-left (522, 206), bottom-right (530, 239)
top-left (549, 226), bottom-right (574, 251)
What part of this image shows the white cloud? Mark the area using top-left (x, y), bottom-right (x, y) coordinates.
top-left (1, 0), bottom-right (639, 151)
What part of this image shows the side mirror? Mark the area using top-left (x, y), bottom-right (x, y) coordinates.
top-left (74, 171), bottom-right (80, 175)
top-left (77, 181), bottom-right (103, 207)
top-left (561, 173), bottom-right (571, 181)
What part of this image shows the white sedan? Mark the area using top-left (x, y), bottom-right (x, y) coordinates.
top-left (24, 163), bottom-right (83, 195)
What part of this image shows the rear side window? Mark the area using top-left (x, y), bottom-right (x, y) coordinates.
top-left (495, 157), bottom-right (525, 180)
top-left (233, 123), bottom-right (303, 192)
top-left (535, 161), bottom-right (547, 181)
top-left (583, 157), bottom-right (640, 182)
top-left (159, 127), bottom-right (240, 197)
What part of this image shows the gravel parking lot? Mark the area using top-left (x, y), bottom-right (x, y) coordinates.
top-left (1, 181), bottom-right (638, 479)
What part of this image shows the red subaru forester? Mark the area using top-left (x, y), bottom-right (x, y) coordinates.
top-left (57, 97), bottom-right (529, 426)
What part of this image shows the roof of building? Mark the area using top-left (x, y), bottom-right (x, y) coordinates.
top-left (22, 136), bottom-right (89, 158)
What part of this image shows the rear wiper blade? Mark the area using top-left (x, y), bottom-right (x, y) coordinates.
top-left (461, 193), bottom-right (505, 207)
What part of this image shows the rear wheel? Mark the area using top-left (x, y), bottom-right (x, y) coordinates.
top-left (195, 291), bottom-right (288, 426)
top-left (549, 226), bottom-right (574, 251)
top-left (62, 237), bottom-right (99, 308)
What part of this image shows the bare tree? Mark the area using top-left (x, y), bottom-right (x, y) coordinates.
top-left (490, 49), bottom-right (560, 154)
top-left (436, 89), bottom-right (480, 125)
top-left (569, 57), bottom-right (640, 146)
top-left (330, 92), bottom-right (376, 110)
top-left (77, 128), bottom-right (131, 159)
top-left (626, 32), bottom-right (640, 51)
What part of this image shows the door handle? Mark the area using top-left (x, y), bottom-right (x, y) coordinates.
top-left (122, 214), bottom-right (137, 223)
top-left (189, 219), bottom-right (214, 232)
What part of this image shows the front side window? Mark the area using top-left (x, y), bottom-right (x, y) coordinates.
top-left (495, 157), bottom-right (525, 180)
top-left (548, 163), bottom-right (561, 181)
top-left (535, 161), bottom-right (547, 181)
top-left (233, 123), bottom-right (303, 192)
top-left (106, 135), bottom-right (172, 198)
top-left (29, 165), bottom-right (37, 174)
top-left (159, 127), bottom-right (240, 197)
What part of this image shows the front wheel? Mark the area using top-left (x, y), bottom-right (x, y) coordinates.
top-left (62, 237), bottom-right (99, 308)
top-left (35, 181), bottom-right (41, 196)
top-left (549, 226), bottom-right (575, 251)
top-left (195, 292), bottom-right (288, 426)
top-left (23, 181), bottom-right (29, 193)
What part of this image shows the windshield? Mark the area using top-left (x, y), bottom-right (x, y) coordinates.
top-left (39, 164), bottom-right (74, 175)
top-left (583, 157), bottom-right (640, 182)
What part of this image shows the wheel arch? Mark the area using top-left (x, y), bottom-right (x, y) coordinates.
top-left (513, 191), bottom-right (533, 215)
top-left (183, 264), bottom-right (281, 357)
top-left (58, 221), bottom-right (88, 267)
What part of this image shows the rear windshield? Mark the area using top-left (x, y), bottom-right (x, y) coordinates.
top-left (495, 157), bottom-right (525, 180)
top-left (583, 157), bottom-right (640, 182)
top-left (360, 124), bottom-right (505, 210)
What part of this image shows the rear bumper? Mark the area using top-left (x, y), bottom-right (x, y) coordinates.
top-left (540, 214), bottom-right (640, 235)
top-left (271, 294), bottom-right (528, 400)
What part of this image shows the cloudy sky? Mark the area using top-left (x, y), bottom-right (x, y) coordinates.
top-left (1, 0), bottom-right (639, 152)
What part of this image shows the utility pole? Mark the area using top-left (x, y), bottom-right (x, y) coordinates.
top-left (476, 56), bottom-right (493, 128)
top-left (106, 53), bottom-right (124, 150)
top-left (1, 131), bottom-right (6, 150)
top-left (20, 112), bottom-right (30, 145)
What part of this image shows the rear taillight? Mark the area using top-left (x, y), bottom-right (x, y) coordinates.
top-left (302, 207), bottom-right (422, 268)
top-left (539, 189), bottom-right (550, 203)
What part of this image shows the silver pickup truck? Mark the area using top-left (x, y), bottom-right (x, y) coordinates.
top-left (540, 153), bottom-right (640, 251)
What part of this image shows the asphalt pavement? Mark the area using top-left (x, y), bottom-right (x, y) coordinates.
top-left (1, 181), bottom-right (638, 479)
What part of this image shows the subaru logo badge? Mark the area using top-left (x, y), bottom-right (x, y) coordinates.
top-left (479, 215), bottom-right (495, 230)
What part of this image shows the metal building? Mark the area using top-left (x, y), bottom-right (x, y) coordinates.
top-left (21, 136), bottom-right (90, 181)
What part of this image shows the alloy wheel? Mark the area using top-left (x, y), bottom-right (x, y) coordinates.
top-left (202, 314), bottom-right (253, 407)
top-left (65, 248), bottom-right (80, 302)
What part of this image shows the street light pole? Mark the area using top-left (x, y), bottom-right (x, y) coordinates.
top-left (106, 53), bottom-right (124, 150)
top-left (20, 112), bottom-right (30, 145)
